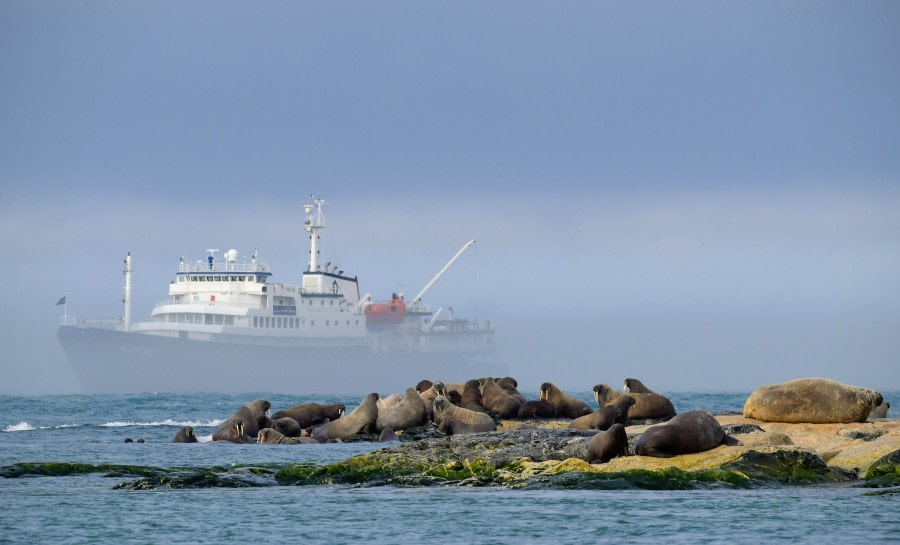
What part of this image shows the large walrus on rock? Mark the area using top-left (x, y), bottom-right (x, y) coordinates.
top-left (743, 378), bottom-right (883, 424)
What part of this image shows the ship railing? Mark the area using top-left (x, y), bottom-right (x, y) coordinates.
top-left (178, 261), bottom-right (270, 273)
top-left (59, 315), bottom-right (77, 326)
top-left (300, 286), bottom-right (344, 296)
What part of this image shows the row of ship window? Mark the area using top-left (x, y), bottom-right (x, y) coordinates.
top-left (156, 312), bottom-right (360, 328)
top-left (251, 316), bottom-right (360, 328)
top-left (178, 275), bottom-right (267, 283)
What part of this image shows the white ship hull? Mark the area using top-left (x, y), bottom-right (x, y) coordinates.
top-left (58, 324), bottom-right (504, 394)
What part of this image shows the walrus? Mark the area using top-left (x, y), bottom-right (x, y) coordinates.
top-left (497, 377), bottom-right (527, 405)
top-left (635, 410), bottom-right (742, 458)
top-left (246, 399), bottom-right (273, 430)
top-left (312, 393), bottom-right (380, 440)
top-left (870, 401), bottom-right (890, 419)
top-left (624, 378), bottom-right (658, 394)
top-left (570, 405), bottom-right (620, 431)
top-left (433, 395), bottom-right (495, 435)
top-left (376, 387), bottom-right (427, 432)
top-left (172, 426), bottom-right (198, 443)
top-left (419, 381), bottom-right (448, 420)
top-left (517, 400), bottom-right (557, 419)
top-left (212, 406), bottom-right (259, 442)
top-left (586, 423), bottom-right (629, 463)
top-left (378, 427), bottom-right (400, 442)
top-left (593, 384), bottom-right (677, 421)
top-left (459, 379), bottom-right (488, 413)
top-left (272, 403), bottom-right (345, 429)
top-left (377, 394), bottom-right (402, 415)
top-left (571, 396), bottom-right (635, 430)
top-left (540, 382), bottom-right (592, 419)
top-left (481, 378), bottom-right (521, 419)
top-left (257, 428), bottom-right (319, 445)
top-left (272, 417), bottom-right (302, 438)
top-left (415, 379), bottom-right (433, 393)
top-left (210, 421), bottom-right (253, 444)
top-left (743, 378), bottom-right (883, 423)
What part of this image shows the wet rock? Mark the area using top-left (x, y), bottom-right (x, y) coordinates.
top-left (864, 448), bottom-right (900, 487)
top-left (722, 424), bottom-right (765, 435)
top-left (843, 428), bottom-right (886, 442)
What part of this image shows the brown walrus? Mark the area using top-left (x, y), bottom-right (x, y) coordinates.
top-left (743, 378), bottom-right (883, 423)
top-left (257, 428), bottom-right (319, 445)
top-left (540, 382), bottom-right (592, 419)
top-left (419, 381), bottom-right (448, 420)
top-left (459, 379), bottom-right (488, 414)
top-left (433, 395), bottom-right (495, 435)
top-left (497, 377), bottom-right (527, 405)
top-left (272, 417), bottom-right (302, 438)
top-left (212, 406), bottom-right (259, 442)
top-left (271, 403), bottom-right (345, 430)
top-left (312, 393), bottom-right (380, 440)
top-left (517, 400), bottom-right (557, 419)
top-left (481, 378), bottom-right (521, 419)
top-left (593, 384), bottom-right (677, 420)
top-left (172, 426), bottom-right (198, 443)
top-left (569, 405), bottom-right (620, 431)
top-left (586, 423), bottom-right (629, 463)
top-left (636, 410), bottom-right (741, 457)
top-left (375, 388), bottom-right (427, 432)
top-left (624, 378), bottom-right (658, 394)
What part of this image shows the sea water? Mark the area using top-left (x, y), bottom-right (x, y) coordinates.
top-left (1, 392), bottom-right (897, 544)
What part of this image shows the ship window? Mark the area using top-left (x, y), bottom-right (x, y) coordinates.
top-left (355, 320), bottom-right (359, 325)
top-left (204, 314), bottom-right (213, 325)
top-left (215, 314), bottom-right (224, 325)
top-left (225, 316), bottom-right (233, 326)
top-left (239, 275), bottom-right (246, 281)
top-left (213, 276), bottom-right (220, 281)
top-left (326, 320), bottom-right (330, 326)
top-left (206, 276), bottom-right (213, 281)
top-left (230, 276), bottom-right (237, 281)
top-left (330, 300), bottom-right (334, 306)
top-left (320, 300), bottom-right (324, 306)
top-left (310, 320), bottom-right (315, 326)
top-left (277, 318), bottom-right (283, 328)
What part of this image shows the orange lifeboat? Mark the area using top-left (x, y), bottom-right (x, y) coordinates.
top-left (364, 293), bottom-right (407, 329)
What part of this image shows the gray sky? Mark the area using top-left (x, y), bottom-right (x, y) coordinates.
top-left (1, 1), bottom-right (898, 394)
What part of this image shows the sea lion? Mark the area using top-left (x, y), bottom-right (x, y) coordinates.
top-left (497, 377), bottom-right (527, 405)
top-left (540, 382), bottom-right (592, 419)
top-left (272, 417), bottom-right (302, 438)
top-left (376, 388), bottom-right (427, 432)
top-left (743, 378), bottom-right (883, 424)
top-left (312, 393), bottom-right (380, 440)
top-left (635, 410), bottom-right (741, 458)
top-left (593, 384), bottom-right (677, 420)
top-left (272, 403), bottom-right (345, 429)
top-left (459, 379), bottom-right (488, 413)
top-left (257, 428), bottom-right (319, 445)
top-left (586, 423), bottom-right (629, 463)
top-left (517, 400), bottom-right (557, 419)
top-left (378, 427), bottom-right (400, 442)
top-left (172, 426), bottom-right (198, 443)
top-left (570, 405), bottom-right (620, 431)
top-left (433, 395), bottom-right (495, 435)
top-left (624, 378), bottom-right (658, 394)
top-left (481, 378), bottom-right (521, 419)
top-left (870, 401), bottom-right (890, 419)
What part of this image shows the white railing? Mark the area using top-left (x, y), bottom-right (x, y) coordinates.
top-left (178, 261), bottom-right (270, 273)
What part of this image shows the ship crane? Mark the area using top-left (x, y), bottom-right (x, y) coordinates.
top-left (409, 239), bottom-right (476, 308)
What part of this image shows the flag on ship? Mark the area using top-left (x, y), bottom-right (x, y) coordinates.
top-left (56, 295), bottom-right (67, 305)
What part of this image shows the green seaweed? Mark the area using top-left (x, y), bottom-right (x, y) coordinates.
top-left (862, 449), bottom-right (900, 487)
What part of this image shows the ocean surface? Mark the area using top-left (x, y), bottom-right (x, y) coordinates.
top-left (1, 391), bottom-right (897, 544)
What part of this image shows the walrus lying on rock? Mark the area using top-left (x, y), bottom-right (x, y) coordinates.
top-left (593, 384), bottom-right (676, 421)
top-left (312, 393), bottom-right (379, 440)
top-left (540, 382), bottom-right (592, 419)
top-left (433, 395), bottom-right (496, 435)
top-left (272, 402), bottom-right (345, 430)
top-left (743, 378), bottom-right (883, 423)
top-left (636, 410), bottom-right (742, 458)
top-left (257, 428), bottom-right (320, 444)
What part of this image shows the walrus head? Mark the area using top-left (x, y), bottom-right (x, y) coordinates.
top-left (433, 382), bottom-right (447, 397)
top-left (539, 382), bottom-right (554, 401)
top-left (433, 395), bottom-right (451, 415)
top-left (593, 384), bottom-right (613, 406)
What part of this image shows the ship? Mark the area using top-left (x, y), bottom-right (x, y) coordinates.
top-left (57, 197), bottom-right (504, 394)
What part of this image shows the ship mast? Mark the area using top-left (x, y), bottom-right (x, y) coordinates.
top-left (123, 252), bottom-right (132, 332)
top-left (304, 197), bottom-right (326, 272)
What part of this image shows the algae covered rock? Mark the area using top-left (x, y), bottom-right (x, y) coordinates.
top-left (864, 449), bottom-right (900, 487)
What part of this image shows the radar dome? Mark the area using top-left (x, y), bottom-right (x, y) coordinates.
top-left (225, 249), bottom-right (239, 262)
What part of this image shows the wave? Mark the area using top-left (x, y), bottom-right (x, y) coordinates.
top-left (2, 422), bottom-right (82, 433)
top-left (99, 419), bottom-right (225, 428)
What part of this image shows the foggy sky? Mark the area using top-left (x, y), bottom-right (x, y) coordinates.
top-left (1, 2), bottom-right (899, 395)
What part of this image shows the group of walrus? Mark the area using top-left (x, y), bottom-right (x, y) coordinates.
top-left (169, 376), bottom-right (890, 465)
